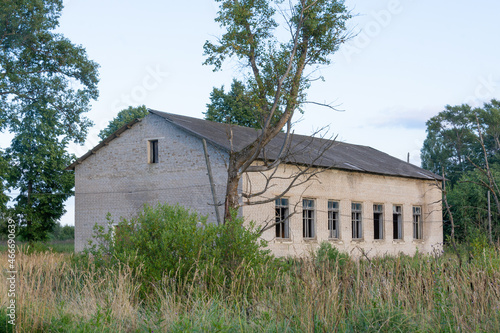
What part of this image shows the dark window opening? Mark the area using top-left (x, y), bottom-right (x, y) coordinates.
top-left (149, 140), bottom-right (159, 163)
top-left (393, 205), bottom-right (402, 240)
top-left (303, 199), bottom-right (315, 238)
top-left (373, 204), bottom-right (383, 240)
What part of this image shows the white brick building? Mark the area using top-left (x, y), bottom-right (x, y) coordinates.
top-left (68, 110), bottom-right (443, 256)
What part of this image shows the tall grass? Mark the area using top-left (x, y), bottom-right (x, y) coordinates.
top-left (1, 246), bottom-right (499, 332)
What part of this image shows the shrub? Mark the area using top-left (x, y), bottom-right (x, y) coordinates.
top-left (315, 241), bottom-right (350, 268)
top-left (85, 204), bottom-right (271, 294)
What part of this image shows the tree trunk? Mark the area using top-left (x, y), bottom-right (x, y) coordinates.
top-left (224, 153), bottom-right (242, 222)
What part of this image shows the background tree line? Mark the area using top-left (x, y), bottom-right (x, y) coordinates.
top-left (421, 99), bottom-right (500, 244)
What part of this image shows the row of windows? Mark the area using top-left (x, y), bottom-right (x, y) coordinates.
top-left (275, 198), bottom-right (423, 241)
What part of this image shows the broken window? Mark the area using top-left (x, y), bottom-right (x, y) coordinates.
top-left (275, 198), bottom-right (289, 239)
top-left (328, 200), bottom-right (339, 238)
top-left (373, 204), bottom-right (383, 240)
top-left (413, 206), bottom-right (422, 240)
top-left (149, 140), bottom-right (159, 163)
top-left (351, 202), bottom-right (362, 239)
top-left (393, 205), bottom-right (403, 240)
top-left (302, 199), bottom-right (315, 238)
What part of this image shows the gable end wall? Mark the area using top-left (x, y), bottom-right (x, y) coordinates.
top-left (74, 114), bottom-right (228, 251)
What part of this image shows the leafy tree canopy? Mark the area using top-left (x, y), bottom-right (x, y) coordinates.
top-left (421, 100), bottom-right (500, 184)
top-left (1, 0), bottom-right (99, 141)
top-left (205, 79), bottom-right (261, 128)
top-left (422, 99), bottom-right (500, 243)
top-left (204, 0), bottom-right (350, 130)
top-left (1, 0), bottom-right (99, 241)
top-left (98, 105), bottom-right (149, 140)
top-left (204, 0), bottom-right (351, 219)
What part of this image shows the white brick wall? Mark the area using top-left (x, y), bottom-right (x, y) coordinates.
top-left (241, 165), bottom-right (443, 257)
top-left (74, 114), bottom-right (228, 251)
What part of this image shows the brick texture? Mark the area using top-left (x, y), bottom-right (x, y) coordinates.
top-left (74, 114), bottom-right (228, 251)
top-left (242, 165), bottom-right (443, 257)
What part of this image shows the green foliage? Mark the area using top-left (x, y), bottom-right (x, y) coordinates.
top-left (6, 123), bottom-right (75, 241)
top-left (86, 204), bottom-right (271, 295)
top-left (98, 105), bottom-right (149, 140)
top-left (421, 103), bottom-right (481, 183)
top-left (0, 151), bottom-right (9, 213)
top-left (315, 241), bottom-right (350, 268)
top-left (205, 79), bottom-right (266, 129)
top-left (50, 222), bottom-right (74, 240)
top-left (345, 306), bottom-right (421, 333)
top-left (422, 99), bottom-right (500, 184)
top-left (203, 0), bottom-right (351, 131)
top-left (204, 1), bottom-right (351, 217)
top-left (0, 0), bottom-right (99, 242)
top-left (0, 307), bottom-right (15, 333)
top-left (11, 248), bottom-right (500, 332)
top-left (0, 0), bottom-right (99, 137)
top-left (422, 99), bottom-right (500, 244)
top-left (444, 166), bottom-right (500, 242)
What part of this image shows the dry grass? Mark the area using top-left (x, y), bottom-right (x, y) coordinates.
top-left (1, 247), bottom-right (499, 332)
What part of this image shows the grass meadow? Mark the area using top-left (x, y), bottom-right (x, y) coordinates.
top-left (0, 242), bottom-right (499, 332)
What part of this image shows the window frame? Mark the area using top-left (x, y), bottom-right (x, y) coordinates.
top-left (351, 202), bottom-right (363, 239)
top-left (328, 200), bottom-right (340, 239)
top-left (413, 206), bottom-right (422, 240)
top-left (373, 204), bottom-right (384, 240)
top-left (275, 198), bottom-right (290, 239)
top-left (148, 139), bottom-right (159, 164)
top-left (302, 199), bottom-right (315, 239)
top-left (393, 205), bottom-right (403, 240)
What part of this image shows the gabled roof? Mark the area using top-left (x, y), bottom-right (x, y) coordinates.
top-left (68, 109), bottom-right (442, 181)
top-left (149, 110), bottom-right (441, 181)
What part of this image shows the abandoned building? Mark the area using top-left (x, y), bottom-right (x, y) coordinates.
top-left (67, 110), bottom-right (443, 256)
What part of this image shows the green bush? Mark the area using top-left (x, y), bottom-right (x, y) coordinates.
top-left (315, 241), bottom-right (350, 268)
top-left (85, 203), bottom-right (271, 294)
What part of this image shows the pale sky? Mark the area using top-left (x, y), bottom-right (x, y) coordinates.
top-left (4, 0), bottom-right (500, 226)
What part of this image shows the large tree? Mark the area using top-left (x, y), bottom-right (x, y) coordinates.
top-left (421, 104), bottom-right (483, 184)
top-left (204, 0), bottom-right (351, 221)
top-left (421, 99), bottom-right (500, 243)
top-left (1, 0), bottom-right (99, 240)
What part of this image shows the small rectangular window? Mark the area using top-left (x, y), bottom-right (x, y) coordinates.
top-left (393, 205), bottom-right (403, 240)
top-left (328, 200), bottom-right (339, 239)
top-left (351, 202), bottom-right (362, 239)
top-left (275, 198), bottom-right (289, 239)
top-left (413, 206), bottom-right (422, 240)
top-left (303, 199), bottom-right (315, 238)
top-left (149, 140), bottom-right (159, 163)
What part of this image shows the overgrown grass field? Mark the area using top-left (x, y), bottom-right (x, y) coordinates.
top-left (1, 245), bottom-right (499, 332)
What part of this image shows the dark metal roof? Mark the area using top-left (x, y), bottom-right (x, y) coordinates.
top-left (150, 110), bottom-right (442, 181)
top-left (68, 109), bottom-right (441, 181)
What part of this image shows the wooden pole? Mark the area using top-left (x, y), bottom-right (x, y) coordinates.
top-left (202, 139), bottom-right (222, 226)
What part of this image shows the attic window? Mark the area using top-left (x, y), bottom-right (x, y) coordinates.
top-left (149, 140), bottom-right (159, 163)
